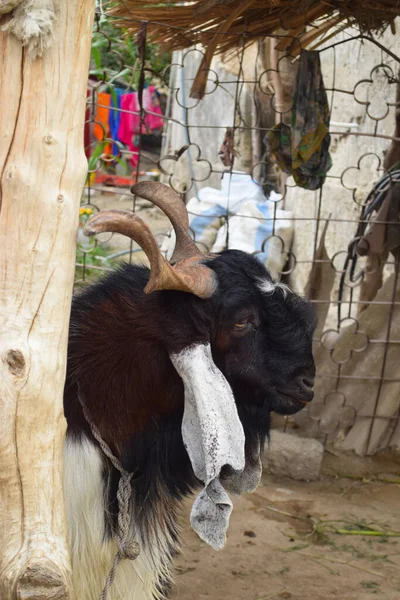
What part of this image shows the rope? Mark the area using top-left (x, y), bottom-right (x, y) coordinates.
top-left (77, 390), bottom-right (140, 600)
top-left (337, 167), bottom-right (400, 324)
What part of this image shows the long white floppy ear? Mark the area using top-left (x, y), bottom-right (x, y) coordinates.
top-left (170, 343), bottom-right (246, 550)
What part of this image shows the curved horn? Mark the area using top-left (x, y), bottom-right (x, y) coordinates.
top-left (131, 181), bottom-right (202, 263)
top-left (84, 210), bottom-right (217, 299)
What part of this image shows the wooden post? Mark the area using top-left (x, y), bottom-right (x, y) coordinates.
top-left (0, 1), bottom-right (94, 598)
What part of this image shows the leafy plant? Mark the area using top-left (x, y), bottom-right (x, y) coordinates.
top-left (75, 242), bottom-right (118, 284)
top-left (86, 140), bottom-right (128, 181)
top-left (90, 14), bottom-right (170, 90)
top-left (360, 580), bottom-right (380, 593)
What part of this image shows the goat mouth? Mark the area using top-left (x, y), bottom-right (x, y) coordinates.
top-left (272, 389), bottom-right (313, 415)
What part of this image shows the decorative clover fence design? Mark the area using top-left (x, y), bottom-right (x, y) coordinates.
top-left (79, 11), bottom-right (400, 456)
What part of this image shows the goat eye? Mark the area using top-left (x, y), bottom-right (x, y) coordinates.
top-left (234, 320), bottom-right (249, 329)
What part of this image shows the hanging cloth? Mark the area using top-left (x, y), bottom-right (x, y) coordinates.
top-left (266, 50), bottom-right (332, 190)
top-left (142, 85), bottom-right (164, 133)
top-left (109, 88), bottom-right (124, 157)
top-left (93, 91), bottom-right (112, 155)
top-left (118, 92), bottom-right (140, 167)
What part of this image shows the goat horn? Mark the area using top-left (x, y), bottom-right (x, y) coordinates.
top-left (84, 210), bottom-right (217, 299)
top-left (131, 181), bottom-right (202, 263)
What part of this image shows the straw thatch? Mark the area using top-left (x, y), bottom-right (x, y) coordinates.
top-left (111, 0), bottom-right (399, 56)
top-left (110, 1), bottom-right (399, 98)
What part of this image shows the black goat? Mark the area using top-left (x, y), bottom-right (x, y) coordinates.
top-left (63, 182), bottom-right (316, 600)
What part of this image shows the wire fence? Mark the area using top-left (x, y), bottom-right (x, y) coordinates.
top-left (78, 11), bottom-right (400, 456)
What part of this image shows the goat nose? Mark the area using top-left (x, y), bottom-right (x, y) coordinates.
top-left (295, 375), bottom-right (315, 402)
top-left (301, 376), bottom-right (315, 391)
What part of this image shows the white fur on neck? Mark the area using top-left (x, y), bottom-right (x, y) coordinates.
top-left (64, 436), bottom-right (173, 600)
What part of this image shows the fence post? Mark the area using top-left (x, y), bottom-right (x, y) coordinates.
top-left (0, 1), bottom-right (94, 598)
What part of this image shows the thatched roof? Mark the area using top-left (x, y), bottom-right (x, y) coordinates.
top-left (111, 0), bottom-right (399, 55)
top-left (109, 0), bottom-right (399, 98)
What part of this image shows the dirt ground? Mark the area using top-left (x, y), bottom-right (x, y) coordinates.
top-left (170, 450), bottom-right (400, 600)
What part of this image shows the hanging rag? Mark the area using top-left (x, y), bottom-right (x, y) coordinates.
top-left (93, 91), bottom-right (112, 155)
top-left (118, 92), bottom-right (140, 167)
top-left (218, 127), bottom-right (237, 168)
top-left (109, 88), bottom-right (124, 157)
top-left (265, 50), bottom-right (332, 190)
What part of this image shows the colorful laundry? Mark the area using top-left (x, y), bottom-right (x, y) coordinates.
top-left (109, 88), bottom-right (124, 156)
top-left (88, 84), bottom-right (164, 168)
top-left (117, 92), bottom-right (140, 166)
top-left (93, 91), bottom-right (112, 155)
top-left (142, 85), bottom-right (164, 132)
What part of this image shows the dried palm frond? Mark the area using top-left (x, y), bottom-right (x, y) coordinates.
top-left (110, 0), bottom-right (398, 53)
top-left (108, 0), bottom-right (399, 97)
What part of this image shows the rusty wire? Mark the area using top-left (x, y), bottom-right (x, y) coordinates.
top-left (78, 12), bottom-right (400, 452)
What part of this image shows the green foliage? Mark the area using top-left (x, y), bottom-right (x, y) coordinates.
top-left (360, 580), bottom-right (380, 593)
top-left (86, 140), bottom-right (128, 178)
top-left (75, 243), bottom-right (118, 285)
top-left (90, 14), bottom-right (170, 90)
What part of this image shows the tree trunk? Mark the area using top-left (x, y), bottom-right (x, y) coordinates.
top-left (0, 1), bottom-right (94, 598)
